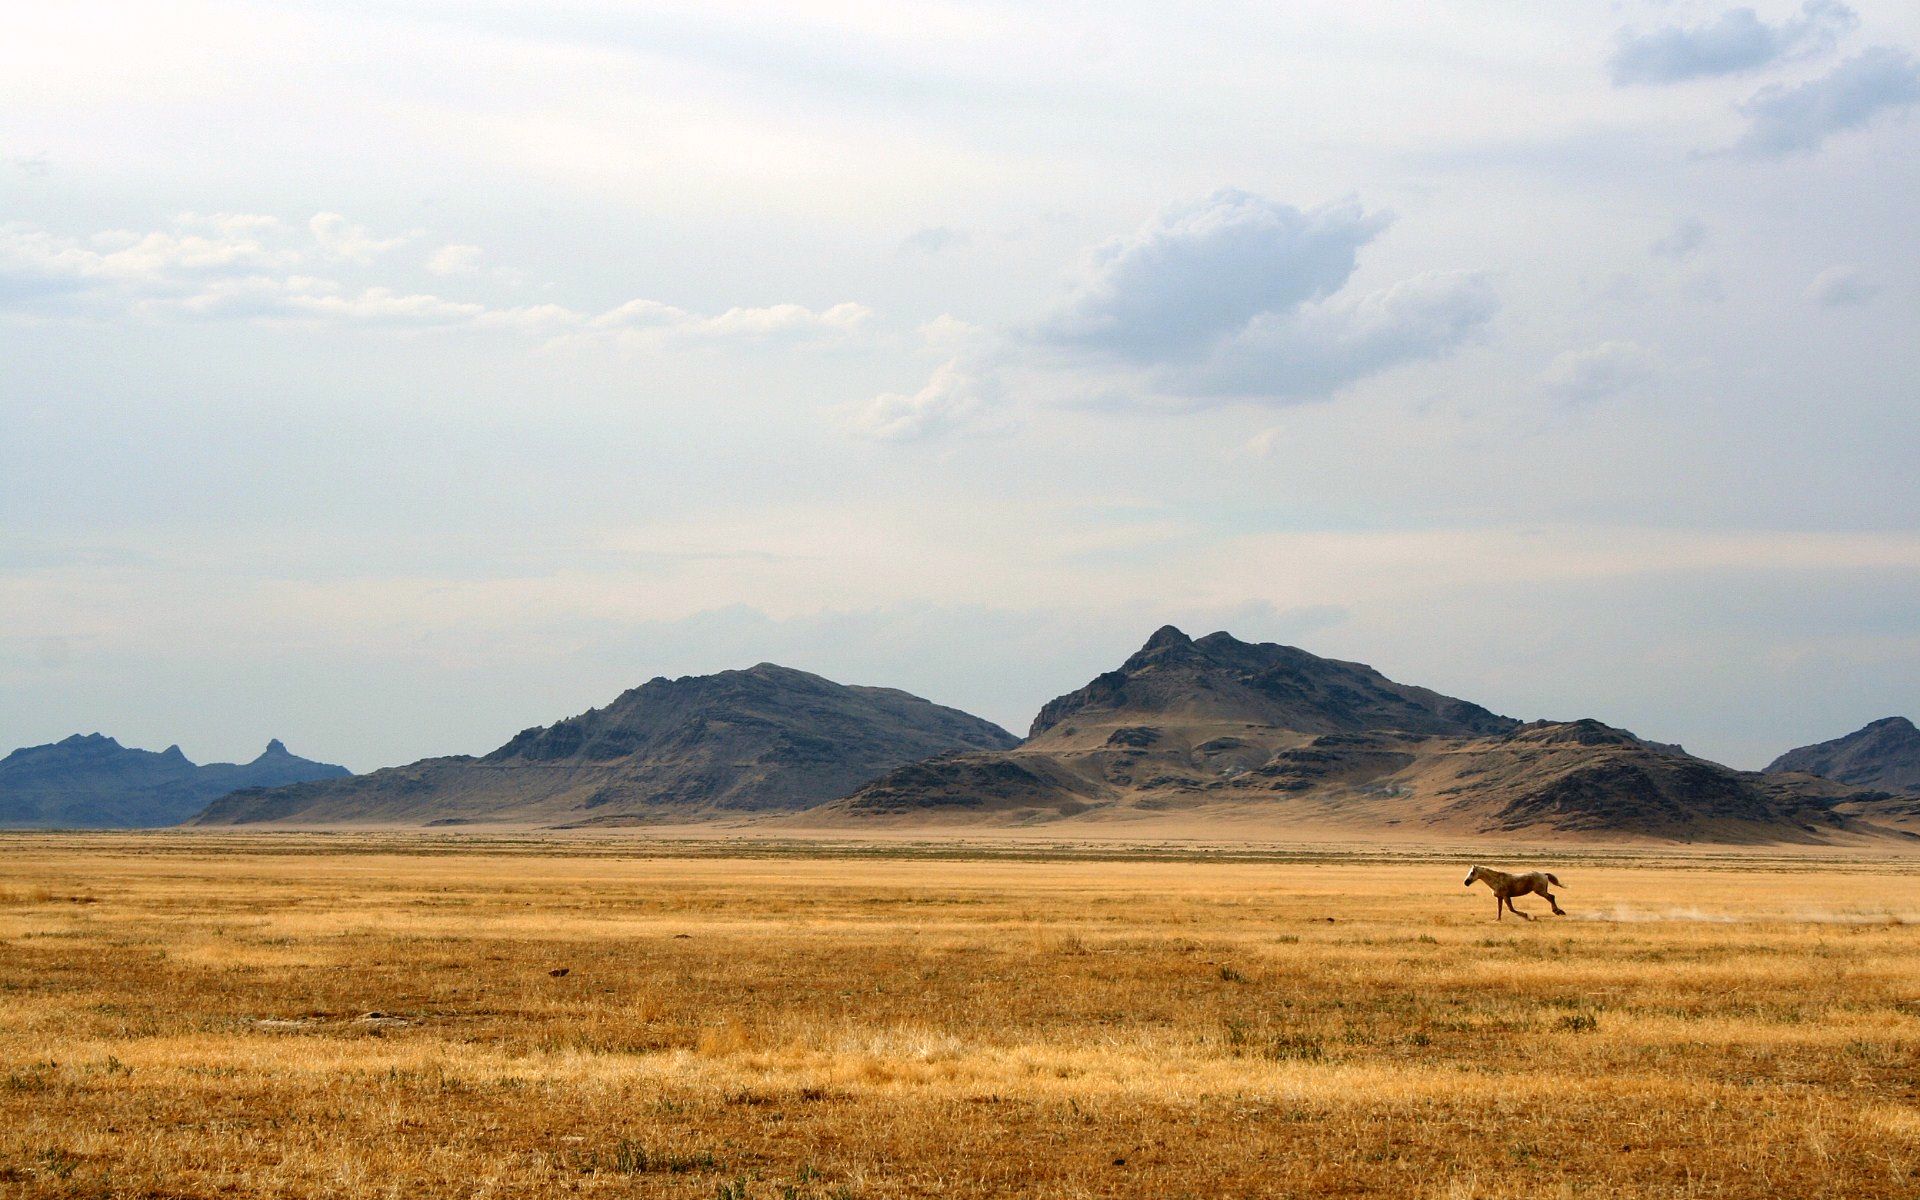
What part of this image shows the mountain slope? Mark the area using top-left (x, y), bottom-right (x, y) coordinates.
top-left (1766, 717), bottom-right (1920, 794)
top-left (812, 628), bottom-right (1893, 843)
top-left (193, 664), bottom-right (1018, 826)
top-left (0, 735), bottom-right (349, 828)
top-left (1028, 625), bottom-right (1517, 744)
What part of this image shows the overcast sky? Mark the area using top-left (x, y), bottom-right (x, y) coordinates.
top-left (4, 0), bottom-right (1918, 771)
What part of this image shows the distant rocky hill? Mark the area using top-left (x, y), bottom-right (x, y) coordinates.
top-left (193, 664), bottom-right (1017, 826)
top-left (0, 735), bottom-right (349, 828)
top-left (1029, 625), bottom-right (1518, 741)
top-left (1766, 717), bottom-right (1920, 794)
top-left (812, 627), bottom-right (1900, 843)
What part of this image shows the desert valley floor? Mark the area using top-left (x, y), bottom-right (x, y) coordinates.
top-left (4, 832), bottom-right (1920, 1198)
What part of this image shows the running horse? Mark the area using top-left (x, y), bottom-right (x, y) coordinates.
top-left (1463, 865), bottom-right (1566, 920)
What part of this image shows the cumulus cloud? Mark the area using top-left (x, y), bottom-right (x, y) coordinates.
top-left (858, 190), bottom-right (1497, 439)
top-left (1539, 341), bottom-right (1657, 404)
top-left (1038, 190), bottom-right (1391, 362)
top-left (1805, 265), bottom-right (1879, 306)
top-left (1734, 47), bottom-right (1920, 155)
top-left (0, 215), bottom-right (294, 310)
top-left (847, 360), bottom-right (991, 443)
top-left (1034, 189), bottom-right (1495, 403)
top-left (1175, 270), bottom-right (1498, 399)
top-left (0, 214), bottom-right (867, 345)
top-left (1610, 2), bottom-right (1857, 85)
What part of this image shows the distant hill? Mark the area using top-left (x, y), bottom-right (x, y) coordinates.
top-left (1766, 718), bottom-right (1920, 794)
top-left (1028, 625), bottom-right (1518, 742)
top-left (811, 627), bottom-right (1898, 843)
top-left (193, 663), bottom-right (1018, 826)
top-left (0, 735), bottom-right (349, 828)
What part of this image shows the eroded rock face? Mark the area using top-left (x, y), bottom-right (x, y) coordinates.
top-left (192, 664), bottom-right (1018, 826)
top-left (1768, 717), bottom-right (1920, 793)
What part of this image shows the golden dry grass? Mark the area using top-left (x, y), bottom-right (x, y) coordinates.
top-left (3, 833), bottom-right (1919, 1198)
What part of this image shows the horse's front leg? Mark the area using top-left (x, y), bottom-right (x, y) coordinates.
top-left (1506, 895), bottom-right (1531, 921)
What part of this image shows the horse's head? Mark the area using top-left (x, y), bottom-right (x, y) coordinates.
top-left (1463, 865), bottom-right (1480, 886)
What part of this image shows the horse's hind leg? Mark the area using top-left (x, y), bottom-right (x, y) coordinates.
top-left (1543, 889), bottom-right (1565, 916)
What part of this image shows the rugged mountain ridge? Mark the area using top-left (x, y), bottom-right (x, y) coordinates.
top-left (814, 628), bottom-right (1898, 842)
top-left (193, 663), bottom-right (1017, 826)
top-left (0, 734), bottom-right (349, 828)
top-left (1767, 717), bottom-right (1920, 794)
top-left (1028, 625), bottom-right (1517, 741)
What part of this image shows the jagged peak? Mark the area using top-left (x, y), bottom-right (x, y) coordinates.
top-left (1192, 630), bottom-right (1247, 649)
top-left (1507, 718), bottom-right (1643, 747)
top-left (1141, 625), bottom-right (1193, 651)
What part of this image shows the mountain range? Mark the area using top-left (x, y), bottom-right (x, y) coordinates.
top-left (812, 627), bottom-right (1898, 843)
top-left (0, 735), bottom-right (348, 828)
top-left (13, 628), bottom-right (1918, 842)
top-left (192, 664), bottom-right (1017, 827)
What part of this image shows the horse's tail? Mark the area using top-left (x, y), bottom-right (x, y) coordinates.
top-left (1546, 873), bottom-right (1564, 888)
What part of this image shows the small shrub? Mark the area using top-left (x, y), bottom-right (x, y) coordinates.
top-left (1217, 964), bottom-right (1248, 983)
top-left (1263, 1034), bottom-right (1327, 1062)
top-left (35, 1149), bottom-right (80, 1181)
top-left (611, 1140), bottom-right (650, 1174)
top-left (1556, 1013), bottom-right (1599, 1033)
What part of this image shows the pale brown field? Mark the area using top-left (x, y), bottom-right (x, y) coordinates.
top-left (3, 834), bottom-right (1919, 1198)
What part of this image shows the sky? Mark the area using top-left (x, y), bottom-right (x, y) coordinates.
top-left (3, 0), bottom-right (1918, 772)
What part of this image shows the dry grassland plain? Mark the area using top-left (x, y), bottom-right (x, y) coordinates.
top-left (3, 834), bottom-right (1919, 1198)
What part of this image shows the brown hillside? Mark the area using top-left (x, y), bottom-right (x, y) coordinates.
top-left (192, 664), bottom-right (1016, 826)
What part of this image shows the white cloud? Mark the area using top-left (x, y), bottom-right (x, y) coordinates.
top-left (1539, 341), bottom-right (1657, 404)
top-left (426, 243), bottom-right (484, 275)
top-left (1805, 265), bottom-right (1879, 306)
top-left (1610, 2), bottom-right (1857, 86)
top-left (698, 301), bottom-right (871, 340)
top-left (848, 359), bottom-right (992, 443)
top-left (577, 298), bottom-right (871, 346)
top-left (1177, 269), bottom-right (1498, 400)
top-left (0, 215), bottom-right (868, 344)
top-left (309, 212), bottom-right (408, 263)
top-left (0, 214), bottom-right (299, 308)
top-left (1734, 47), bottom-right (1920, 156)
